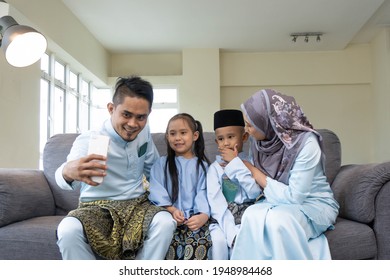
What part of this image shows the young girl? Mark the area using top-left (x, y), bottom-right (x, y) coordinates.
top-left (148, 113), bottom-right (212, 260)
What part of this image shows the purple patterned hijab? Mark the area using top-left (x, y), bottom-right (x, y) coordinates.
top-left (241, 89), bottom-right (323, 184)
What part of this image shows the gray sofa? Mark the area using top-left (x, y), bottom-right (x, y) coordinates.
top-left (0, 129), bottom-right (389, 260)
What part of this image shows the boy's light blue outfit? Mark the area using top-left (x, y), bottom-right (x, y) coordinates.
top-left (55, 119), bottom-right (176, 259)
top-left (207, 153), bottom-right (262, 260)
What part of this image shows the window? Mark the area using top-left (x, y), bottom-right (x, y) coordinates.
top-left (39, 53), bottom-right (110, 169)
top-left (52, 86), bottom-right (65, 135)
top-left (90, 86), bottom-right (111, 131)
top-left (39, 79), bottom-right (49, 154)
top-left (65, 91), bottom-right (78, 133)
top-left (148, 87), bottom-right (178, 133)
top-left (79, 79), bottom-right (90, 132)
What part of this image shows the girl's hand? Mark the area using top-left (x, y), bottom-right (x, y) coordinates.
top-left (172, 209), bottom-right (186, 225)
top-left (165, 206), bottom-right (185, 225)
top-left (185, 213), bottom-right (209, 231)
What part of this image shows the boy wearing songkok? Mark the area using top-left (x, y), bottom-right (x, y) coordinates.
top-left (207, 109), bottom-right (263, 259)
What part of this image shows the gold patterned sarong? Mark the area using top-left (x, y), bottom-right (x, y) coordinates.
top-left (165, 220), bottom-right (212, 260)
top-left (67, 193), bottom-right (164, 260)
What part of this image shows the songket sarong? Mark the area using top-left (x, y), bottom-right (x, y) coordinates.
top-left (227, 201), bottom-right (254, 225)
top-left (165, 220), bottom-right (212, 260)
top-left (67, 193), bottom-right (164, 260)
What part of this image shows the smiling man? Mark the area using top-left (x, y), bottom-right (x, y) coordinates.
top-left (55, 76), bottom-right (175, 260)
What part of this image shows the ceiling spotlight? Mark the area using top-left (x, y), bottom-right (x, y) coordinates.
top-left (292, 36), bottom-right (297, 43)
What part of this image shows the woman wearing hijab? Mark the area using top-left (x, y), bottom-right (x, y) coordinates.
top-left (230, 89), bottom-right (339, 260)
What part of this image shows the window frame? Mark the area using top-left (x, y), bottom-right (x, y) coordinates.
top-left (39, 53), bottom-right (109, 168)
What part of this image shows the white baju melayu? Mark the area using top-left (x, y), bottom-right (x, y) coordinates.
top-left (230, 134), bottom-right (339, 260)
top-left (207, 153), bottom-right (262, 259)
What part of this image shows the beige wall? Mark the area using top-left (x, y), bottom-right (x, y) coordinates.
top-left (179, 49), bottom-right (220, 131)
top-left (1, 2), bottom-right (390, 168)
top-left (111, 45), bottom-right (378, 164)
top-left (111, 53), bottom-right (182, 77)
top-left (371, 29), bottom-right (390, 162)
top-left (219, 45), bottom-right (376, 164)
top-left (0, 55), bottom-right (41, 168)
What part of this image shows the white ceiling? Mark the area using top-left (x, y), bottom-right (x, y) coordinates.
top-left (62, 0), bottom-right (390, 53)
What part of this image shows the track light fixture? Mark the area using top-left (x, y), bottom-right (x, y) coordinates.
top-left (290, 32), bottom-right (323, 43)
top-left (0, 0), bottom-right (47, 67)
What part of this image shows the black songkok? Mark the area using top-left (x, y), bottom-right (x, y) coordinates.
top-left (214, 109), bottom-right (245, 130)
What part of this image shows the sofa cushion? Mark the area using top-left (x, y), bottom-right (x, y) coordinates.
top-left (0, 216), bottom-right (63, 259)
top-left (325, 217), bottom-right (376, 260)
top-left (0, 169), bottom-right (56, 227)
top-left (43, 133), bottom-right (80, 215)
top-left (331, 162), bottom-right (390, 223)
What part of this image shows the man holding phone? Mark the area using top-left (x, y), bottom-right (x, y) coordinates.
top-left (55, 76), bottom-right (175, 260)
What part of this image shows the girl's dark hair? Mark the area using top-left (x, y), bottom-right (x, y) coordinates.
top-left (112, 76), bottom-right (154, 110)
top-left (164, 113), bottom-right (210, 203)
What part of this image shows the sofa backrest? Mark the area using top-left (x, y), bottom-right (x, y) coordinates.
top-left (317, 129), bottom-right (342, 185)
top-left (43, 129), bottom-right (341, 214)
top-left (43, 133), bottom-right (80, 215)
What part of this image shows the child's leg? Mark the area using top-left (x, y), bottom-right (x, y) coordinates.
top-left (209, 224), bottom-right (229, 260)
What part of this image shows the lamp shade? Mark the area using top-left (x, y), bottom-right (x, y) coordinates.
top-left (0, 15), bottom-right (47, 67)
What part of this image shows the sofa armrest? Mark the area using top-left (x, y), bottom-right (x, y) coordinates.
top-left (331, 162), bottom-right (390, 224)
top-left (374, 180), bottom-right (390, 259)
top-left (0, 168), bottom-right (56, 227)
